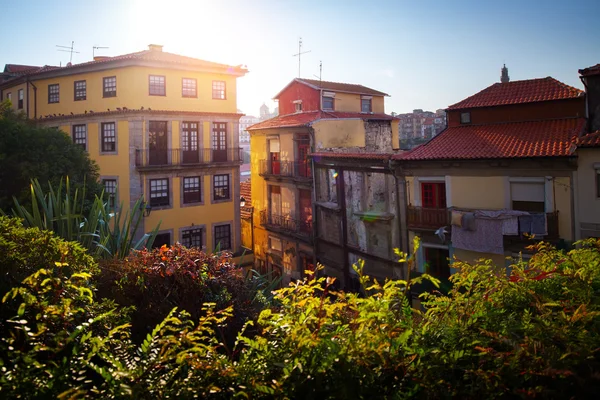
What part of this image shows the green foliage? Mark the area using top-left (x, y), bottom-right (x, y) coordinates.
top-left (5, 178), bottom-right (158, 260)
top-left (0, 109), bottom-right (102, 212)
top-left (1, 214), bottom-right (599, 398)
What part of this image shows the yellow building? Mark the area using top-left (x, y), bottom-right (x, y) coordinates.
top-left (248, 78), bottom-right (400, 286)
top-left (0, 45), bottom-right (247, 252)
top-left (391, 73), bottom-right (586, 282)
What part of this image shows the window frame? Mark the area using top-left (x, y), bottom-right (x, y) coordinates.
top-left (213, 223), bottom-right (232, 251)
top-left (181, 227), bottom-right (203, 249)
top-left (6, 92), bottom-right (11, 102)
top-left (182, 77), bottom-right (197, 98)
top-left (361, 97), bottom-right (372, 113)
top-left (74, 80), bottom-right (86, 101)
top-left (100, 122), bottom-right (117, 153)
top-left (149, 178), bottom-right (170, 208)
top-left (149, 75), bottom-right (166, 96)
top-left (72, 124), bottom-right (87, 151)
top-left (213, 174), bottom-right (230, 202)
top-left (17, 89), bottom-right (23, 109)
top-left (212, 80), bottom-right (226, 100)
top-left (103, 76), bottom-right (117, 98)
top-left (460, 112), bottom-right (471, 124)
top-left (102, 178), bottom-right (118, 209)
top-left (596, 168), bottom-right (600, 199)
top-left (48, 84), bottom-right (59, 104)
top-left (182, 176), bottom-right (202, 205)
top-left (322, 95), bottom-right (334, 110)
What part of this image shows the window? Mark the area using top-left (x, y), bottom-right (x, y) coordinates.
top-left (72, 124), bottom-right (87, 150)
top-left (48, 84), bottom-right (59, 103)
top-left (101, 122), bottom-right (116, 152)
top-left (74, 80), bottom-right (86, 101)
top-left (460, 112), bottom-right (471, 124)
top-left (510, 181), bottom-right (545, 212)
top-left (149, 75), bottom-right (166, 96)
top-left (361, 97), bottom-right (372, 113)
top-left (182, 78), bottom-right (197, 97)
top-left (214, 224), bottom-right (231, 250)
top-left (152, 233), bottom-right (171, 249)
top-left (213, 174), bottom-right (230, 201)
top-left (103, 76), bottom-right (116, 97)
top-left (17, 89), bottom-right (23, 109)
top-left (322, 95), bottom-right (334, 110)
top-left (294, 100), bottom-right (302, 112)
top-left (183, 176), bottom-right (201, 204)
top-left (182, 228), bottom-right (203, 248)
top-left (6, 92), bottom-right (11, 102)
top-left (212, 80), bottom-right (226, 99)
top-left (102, 179), bottom-right (117, 209)
top-left (421, 182), bottom-right (446, 209)
top-left (269, 237), bottom-right (282, 252)
top-left (150, 178), bottom-right (170, 207)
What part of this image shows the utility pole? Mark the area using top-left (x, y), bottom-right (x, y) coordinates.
top-left (292, 37), bottom-right (311, 78)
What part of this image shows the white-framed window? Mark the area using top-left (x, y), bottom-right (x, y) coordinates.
top-left (102, 179), bottom-right (117, 209)
top-left (101, 122), bottom-right (116, 152)
top-left (48, 84), bottom-right (59, 103)
top-left (72, 124), bottom-right (87, 150)
top-left (361, 96), bottom-right (372, 113)
top-left (182, 78), bottom-right (197, 97)
top-left (212, 80), bottom-right (226, 99)
top-left (322, 94), bottom-right (334, 110)
top-left (150, 178), bottom-right (170, 207)
top-left (294, 100), bottom-right (303, 113)
top-left (149, 75), bottom-right (166, 96)
top-left (103, 76), bottom-right (117, 97)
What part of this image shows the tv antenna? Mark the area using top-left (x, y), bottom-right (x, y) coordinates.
top-left (313, 60), bottom-right (322, 81)
top-left (292, 37), bottom-right (311, 78)
top-left (93, 46), bottom-right (109, 58)
top-left (56, 41), bottom-right (80, 63)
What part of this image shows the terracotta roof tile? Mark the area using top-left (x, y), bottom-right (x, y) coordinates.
top-left (248, 111), bottom-right (397, 130)
top-left (575, 131), bottom-right (600, 148)
top-left (447, 77), bottom-right (583, 110)
top-left (394, 118), bottom-right (586, 161)
top-left (579, 64), bottom-right (600, 77)
top-left (4, 64), bottom-right (41, 74)
top-left (296, 78), bottom-right (389, 96)
top-left (240, 181), bottom-right (252, 219)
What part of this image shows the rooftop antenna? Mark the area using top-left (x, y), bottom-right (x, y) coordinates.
top-left (292, 37), bottom-right (311, 78)
top-left (93, 46), bottom-right (109, 58)
top-left (56, 41), bottom-right (80, 63)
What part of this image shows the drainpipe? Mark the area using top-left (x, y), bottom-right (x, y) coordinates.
top-left (26, 79), bottom-right (30, 118)
top-left (308, 125), bottom-right (318, 278)
top-left (579, 76), bottom-right (590, 132)
top-left (29, 80), bottom-right (37, 119)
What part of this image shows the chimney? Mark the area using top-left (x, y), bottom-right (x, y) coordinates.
top-left (501, 64), bottom-right (510, 83)
top-left (148, 44), bottom-right (163, 52)
top-left (93, 56), bottom-right (110, 62)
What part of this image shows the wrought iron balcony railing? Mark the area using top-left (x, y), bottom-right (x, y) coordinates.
top-left (260, 210), bottom-right (312, 238)
top-left (135, 148), bottom-right (242, 168)
top-left (258, 160), bottom-right (312, 179)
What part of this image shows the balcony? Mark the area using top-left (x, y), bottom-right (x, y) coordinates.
top-left (258, 160), bottom-right (312, 182)
top-left (407, 206), bottom-right (451, 230)
top-left (260, 209), bottom-right (312, 241)
top-left (135, 148), bottom-right (242, 169)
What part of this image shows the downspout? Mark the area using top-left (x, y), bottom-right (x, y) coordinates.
top-left (580, 76), bottom-right (590, 132)
top-left (29, 80), bottom-right (37, 119)
top-left (26, 79), bottom-right (30, 118)
top-left (308, 125), bottom-right (318, 278)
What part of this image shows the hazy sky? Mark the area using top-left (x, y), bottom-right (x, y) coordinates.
top-left (1, 0), bottom-right (599, 116)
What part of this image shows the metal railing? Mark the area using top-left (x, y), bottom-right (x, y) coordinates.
top-left (258, 160), bottom-right (312, 179)
top-left (135, 148), bottom-right (242, 167)
top-left (260, 210), bottom-right (312, 237)
top-left (407, 206), bottom-right (451, 230)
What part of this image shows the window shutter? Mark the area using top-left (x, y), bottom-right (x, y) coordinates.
top-left (269, 139), bottom-right (280, 153)
top-left (510, 182), bottom-right (545, 202)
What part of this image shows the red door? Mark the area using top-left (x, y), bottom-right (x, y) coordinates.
top-left (297, 143), bottom-right (310, 178)
top-left (299, 189), bottom-right (312, 235)
top-left (270, 152), bottom-right (280, 175)
top-left (421, 182), bottom-right (446, 209)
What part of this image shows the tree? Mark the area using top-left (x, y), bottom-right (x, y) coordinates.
top-left (0, 101), bottom-right (102, 212)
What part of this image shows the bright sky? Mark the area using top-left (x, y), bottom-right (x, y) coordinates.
top-left (1, 0), bottom-right (599, 116)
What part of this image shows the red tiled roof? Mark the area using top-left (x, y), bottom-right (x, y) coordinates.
top-left (248, 111), bottom-right (397, 130)
top-left (447, 77), bottom-right (583, 110)
top-left (297, 78), bottom-right (389, 96)
top-left (579, 64), bottom-right (600, 77)
top-left (240, 181), bottom-right (252, 219)
top-left (4, 64), bottom-right (40, 74)
top-left (394, 118), bottom-right (586, 161)
top-left (36, 108), bottom-right (243, 121)
top-left (575, 131), bottom-right (600, 148)
top-left (311, 152), bottom-right (395, 161)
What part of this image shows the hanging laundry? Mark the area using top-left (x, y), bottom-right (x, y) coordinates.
top-left (452, 217), bottom-right (504, 255)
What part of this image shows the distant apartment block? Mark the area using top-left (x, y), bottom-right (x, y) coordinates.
top-left (398, 109), bottom-right (446, 145)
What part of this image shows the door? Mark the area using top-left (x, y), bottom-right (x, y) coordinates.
top-left (424, 247), bottom-right (450, 279)
top-left (421, 182), bottom-right (447, 227)
top-left (270, 186), bottom-right (282, 224)
top-left (212, 122), bottom-right (227, 162)
top-left (297, 142), bottom-right (310, 178)
top-left (149, 121), bottom-right (168, 165)
top-left (269, 139), bottom-right (280, 175)
top-left (299, 189), bottom-right (312, 235)
top-left (181, 122), bottom-right (199, 164)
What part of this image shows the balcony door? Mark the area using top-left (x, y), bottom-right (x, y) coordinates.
top-left (269, 139), bottom-right (280, 175)
top-left (421, 182), bottom-right (446, 209)
top-left (181, 122), bottom-right (199, 164)
top-left (212, 122), bottom-right (227, 162)
top-left (270, 185), bottom-right (282, 223)
top-left (297, 142), bottom-right (311, 178)
top-left (299, 189), bottom-right (312, 235)
top-left (149, 121), bottom-right (168, 166)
